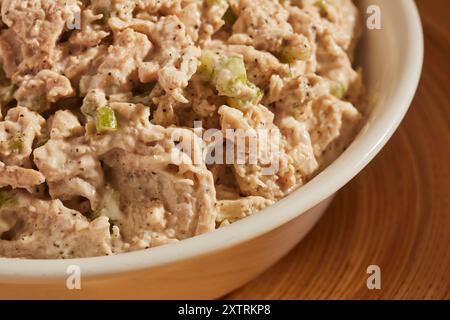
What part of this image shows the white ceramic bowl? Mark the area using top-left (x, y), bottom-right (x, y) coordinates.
top-left (0, 0), bottom-right (423, 299)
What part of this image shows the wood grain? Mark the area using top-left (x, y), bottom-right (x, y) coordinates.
top-left (226, 0), bottom-right (450, 300)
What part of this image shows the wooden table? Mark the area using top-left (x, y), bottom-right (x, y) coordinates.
top-left (227, 0), bottom-right (450, 299)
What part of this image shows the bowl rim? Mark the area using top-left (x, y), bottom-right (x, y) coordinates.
top-left (0, 0), bottom-right (424, 281)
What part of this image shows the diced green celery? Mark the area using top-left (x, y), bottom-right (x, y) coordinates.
top-left (222, 56), bottom-right (247, 80)
top-left (96, 106), bottom-right (118, 134)
top-left (331, 82), bottom-right (347, 100)
top-left (212, 56), bottom-right (263, 106)
top-left (213, 56), bottom-right (248, 97)
top-left (0, 190), bottom-right (16, 209)
top-left (197, 51), bottom-right (216, 82)
top-left (227, 83), bottom-right (263, 108)
top-left (278, 43), bottom-right (312, 64)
